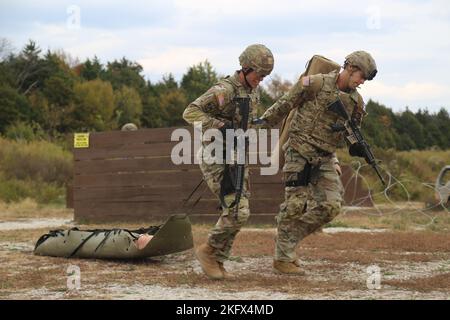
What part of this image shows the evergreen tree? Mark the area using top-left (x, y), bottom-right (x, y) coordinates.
top-left (415, 109), bottom-right (445, 149)
top-left (142, 74), bottom-right (183, 127)
top-left (181, 60), bottom-right (218, 103)
top-left (362, 100), bottom-right (398, 149)
top-left (102, 57), bottom-right (146, 93)
top-left (80, 56), bottom-right (103, 81)
top-left (394, 108), bottom-right (426, 149)
top-left (435, 108), bottom-right (450, 149)
top-left (0, 84), bottom-right (32, 132)
top-left (1, 38), bottom-right (449, 144)
top-left (10, 40), bottom-right (47, 94)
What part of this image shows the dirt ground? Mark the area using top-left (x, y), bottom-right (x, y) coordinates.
top-left (0, 200), bottom-right (449, 300)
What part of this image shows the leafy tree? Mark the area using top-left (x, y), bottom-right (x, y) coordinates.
top-left (154, 73), bottom-right (178, 92)
top-left (141, 75), bottom-right (180, 127)
top-left (0, 58), bottom-right (15, 87)
top-left (32, 52), bottom-right (78, 133)
top-left (181, 60), bottom-right (218, 103)
top-left (159, 90), bottom-right (188, 127)
top-left (102, 57), bottom-right (146, 93)
top-left (42, 75), bottom-right (75, 107)
top-left (114, 86), bottom-right (143, 127)
top-left (27, 91), bottom-right (52, 131)
top-left (73, 79), bottom-right (115, 131)
top-left (2, 38), bottom-right (450, 147)
top-left (141, 95), bottom-right (165, 128)
top-left (0, 84), bottom-right (32, 133)
top-left (41, 51), bottom-right (78, 85)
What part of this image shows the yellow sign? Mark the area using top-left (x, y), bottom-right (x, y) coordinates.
top-left (74, 133), bottom-right (90, 148)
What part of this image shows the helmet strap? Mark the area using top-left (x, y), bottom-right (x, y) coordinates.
top-left (241, 67), bottom-right (254, 89)
top-left (347, 65), bottom-right (360, 79)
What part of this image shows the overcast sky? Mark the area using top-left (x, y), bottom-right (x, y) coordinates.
top-left (1, 0), bottom-right (449, 113)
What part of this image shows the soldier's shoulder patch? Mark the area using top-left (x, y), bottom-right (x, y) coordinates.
top-left (302, 76), bottom-right (311, 87)
top-left (216, 92), bottom-right (225, 107)
top-left (211, 84), bottom-right (232, 107)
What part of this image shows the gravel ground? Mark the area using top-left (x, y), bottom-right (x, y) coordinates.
top-left (1, 213), bottom-right (449, 300)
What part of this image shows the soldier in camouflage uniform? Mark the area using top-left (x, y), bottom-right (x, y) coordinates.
top-left (258, 51), bottom-right (377, 274)
top-left (183, 44), bottom-right (274, 280)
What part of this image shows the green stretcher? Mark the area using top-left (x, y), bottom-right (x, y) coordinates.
top-left (34, 214), bottom-right (193, 259)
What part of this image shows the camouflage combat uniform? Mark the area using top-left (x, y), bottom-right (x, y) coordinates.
top-left (261, 70), bottom-right (366, 262)
top-left (183, 72), bottom-right (260, 262)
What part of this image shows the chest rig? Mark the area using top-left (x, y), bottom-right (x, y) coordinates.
top-left (291, 73), bottom-right (359, 154)
top-left (212, 76), bottom-right (259, 127)
top-left (286, 73), bottom-right (360, 188)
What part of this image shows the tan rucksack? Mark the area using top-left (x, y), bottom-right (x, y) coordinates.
top-left (275, 55), bottom-right (341, 168)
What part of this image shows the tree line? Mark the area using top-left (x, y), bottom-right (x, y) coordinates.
top-left (0, 39), bottom-right (449, 150)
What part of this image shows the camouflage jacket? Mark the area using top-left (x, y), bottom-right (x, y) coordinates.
top-left (183, 72), bottom-right (260, 131)
top-left (261, 70), bottom-right (365, 157)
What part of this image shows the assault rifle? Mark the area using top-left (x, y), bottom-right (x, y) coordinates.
top-left (231, 97), bottom-right (250, 218)
top-left (328, 98), bottom-right (386, 186)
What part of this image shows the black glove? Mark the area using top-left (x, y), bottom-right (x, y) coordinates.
top-left (349, 142), bottom-right (366, 158)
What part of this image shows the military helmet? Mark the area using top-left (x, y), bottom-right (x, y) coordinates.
top-left (239, 44), bottom-right (274, 77)
top-left (121, 123), bottom-right (138, 131)
top-left (345, 51), bottom-right (377, 80)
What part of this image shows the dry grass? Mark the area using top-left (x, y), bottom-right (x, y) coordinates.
top-left (335, 148), bottom-right (450, 203)
top-left (1, 224), bottom-right (450, 298)
top-left (1, 203), bottom-right (450, 299)
top-left (0, 199), bottom-right (73, 220)
top-left (332, 205), bottom-right (450, 232)
top-left (384, 273), bottom-right (450, 292)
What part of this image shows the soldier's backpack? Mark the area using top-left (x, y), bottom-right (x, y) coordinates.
top-left (276, 55), bottom-right (341, 167)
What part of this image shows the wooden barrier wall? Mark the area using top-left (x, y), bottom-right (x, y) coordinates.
top-left (73, 127), bottom-right (372, 224)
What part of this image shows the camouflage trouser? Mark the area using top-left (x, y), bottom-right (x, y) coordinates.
top-left (275, 146), bottom-right (344, 262)
top-left (199, 160), bottom-right (250, 263)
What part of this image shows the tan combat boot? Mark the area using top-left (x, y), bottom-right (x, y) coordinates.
top-left (195, 243), bottom-right (223, 280)
top-left (273, 260), bottom-right (305, 275)
top-left (218, 262), bottom-right (234, 280)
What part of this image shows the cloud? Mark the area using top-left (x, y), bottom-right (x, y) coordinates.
top-left (1, 0), bottom-right (449, 112)
top-left (360, 81), bottom-right (450, 112)
top-left (138, 47), bottom-right (219, 76)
